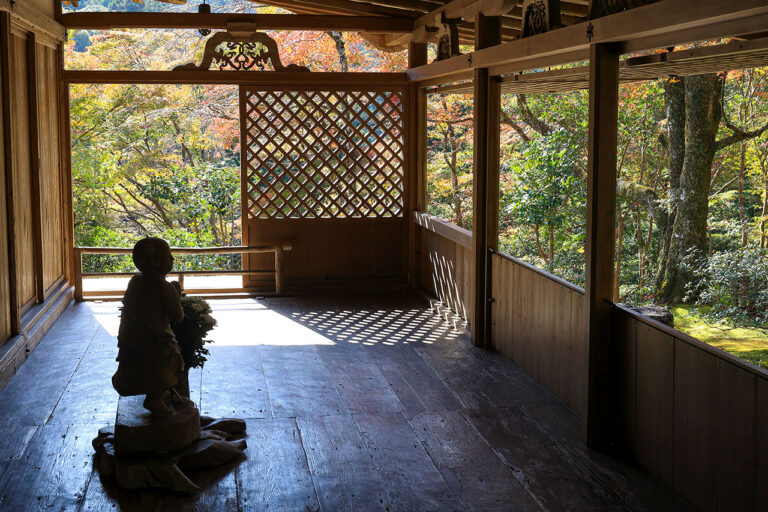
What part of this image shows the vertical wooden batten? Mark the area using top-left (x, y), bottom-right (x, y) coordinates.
top-left (26, 32), bottom-right (45, 304)
top-left (0, 12), bottom-right (19, 335)
top-left (471, 13), bottom-right (501, 348)
top-left (59, 43), bottom-right (74, 286)
top-left (584, 42), bottom-right (620, 449)
top-left (408, 42), bottom-right (427, 287)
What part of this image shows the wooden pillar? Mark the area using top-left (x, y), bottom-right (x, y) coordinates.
top-left (408, 42), bottom-right (427, 287)
top-left (59, 44), bottom-right (75, 286)
top-left (584, 43), bottom-right (620, 449)
top-left (408, 41), bottom-right (427, 70)
top-left (471, 14), bottom-right (501, 348)
top-left (0, 12), bottom-right (20, 334)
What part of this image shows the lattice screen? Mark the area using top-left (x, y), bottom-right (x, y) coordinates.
top-left (242, 87), bottom-right (405, 219)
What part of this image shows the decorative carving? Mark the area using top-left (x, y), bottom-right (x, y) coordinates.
top-left (589, 0), bottom-right (658, 19)
top-left (521, 0), bottom-right (561, 38)
top-left (435, 14), bottom-right (461, 62)
top-left (174, 31), bottom-right (309, 72)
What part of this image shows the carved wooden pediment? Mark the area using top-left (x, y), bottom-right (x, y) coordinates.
top-left (521, 0), bottom-right (561, 38)
top-left (174, 31), bottom-right (309, 72)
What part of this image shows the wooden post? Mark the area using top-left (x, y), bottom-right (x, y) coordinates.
top-left (58, 45), bottom-right (75, 287)
top-left (27, 33), bottom-right (45, 304)
top-left (74, 248), bottom-right (83, 302)
top-left (408, 42), bottom-right (427, 287)
top-left (584, 43), bottom-right (620, 449)
top-left (408, 42), bottom-right (427, 70)
top-left (0, 12), bottom-right (20, 333)
top-left (471, 14), bottom-right (501, 348)
top-left (274, 246), bottom-right (284, 295)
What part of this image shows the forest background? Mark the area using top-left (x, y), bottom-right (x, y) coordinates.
top-left (66, 0), bottom-right (768, 368)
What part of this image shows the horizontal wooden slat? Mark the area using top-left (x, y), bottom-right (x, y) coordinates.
top-left (413, 211), bottom-right (472, 248)
top-left (82, 270), bottom-right (274, 278)
top-left (61, 70), bottom-right (410, 85)
top-left (0, 0), bottom-right (65, 41)
top-left (75, 244), bottom-right (292, 255)
top-left (61, 12), bottom-right (415, 31)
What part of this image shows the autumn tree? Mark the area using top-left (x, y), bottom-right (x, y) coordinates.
top-left (657, 72), bottom-right (768, 302)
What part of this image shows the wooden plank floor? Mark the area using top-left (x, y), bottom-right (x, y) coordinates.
top-left (0, 292), bottom-right (690, 511)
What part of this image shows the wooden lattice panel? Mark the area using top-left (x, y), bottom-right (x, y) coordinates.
top-left (242, 87), bottom-right (405, 219)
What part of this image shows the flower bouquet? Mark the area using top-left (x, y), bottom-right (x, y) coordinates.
top-left (171, 295), bottom-right (217, 397)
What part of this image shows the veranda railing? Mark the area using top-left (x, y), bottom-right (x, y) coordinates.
top-left (73, 244), bottom-right (292, 301)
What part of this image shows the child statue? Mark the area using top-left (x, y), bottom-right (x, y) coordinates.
top-left (112, 237), bottom-right (185, 416)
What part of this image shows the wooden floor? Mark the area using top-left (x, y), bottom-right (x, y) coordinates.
top-left (0, 292), bottom-right (689, 511)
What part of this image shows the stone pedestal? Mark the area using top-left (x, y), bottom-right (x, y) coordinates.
top-left (93, 396), bottom-right (247, 494)
top-left (114, 396), bottom-right (201, 455)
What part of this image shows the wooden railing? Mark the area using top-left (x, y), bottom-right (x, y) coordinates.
top-left (73, 244), bottom-right (292, 301)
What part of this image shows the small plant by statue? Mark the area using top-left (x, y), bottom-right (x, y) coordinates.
top-left (172, 295), bottom-right (217, 398)
top-left (112, 237), bottom-right (185, 417)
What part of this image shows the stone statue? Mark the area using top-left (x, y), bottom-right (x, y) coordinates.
top-left (97, 237), bottom-right (247, 493)
top-left (112, 237), bottom-right (185, 416)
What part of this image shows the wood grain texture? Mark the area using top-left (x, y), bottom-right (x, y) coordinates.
top-left (634, 322), bottom-right (674, 485)
top-left (757, 377), bottom-right (768, 511)
top-left (489, 253), bottom-right (587, 417)
top-left (715, 358), bottom-right (756, 511)
top-left (409, 409), bottom-right (539, 510)
top-left (9, 31), bottom-right (36, 310)
top-left (464, 407), bottom-right (619, 511)
top-left (417, 225), bottom-right (472, 322)
top-left (246, 220), bottom-right (403, 289)
top-left (0, 27), bottom-right (10, 342)
top-left (354, 412), bottom-right (461, 511)
top-left (0, 295), bottom-right (688, 510)
top-left (673, 341), bottom-right (718, 512)
top-left (236, 417), bottom-right (319, 511)
top-left (35, 42), bottom-right (64, 294)
top-left (297, 414), bottom-right (388, 512)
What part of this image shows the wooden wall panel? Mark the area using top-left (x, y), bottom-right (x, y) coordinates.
top-left (245, 219), bottom-right (403, 289)
top-left (489, 253), bottom-right (586, 417)
top-left (634, 323), bottom-right (674, 486)
top-left (417, 225), bottom-right (472, 322)
top-left (613, 307), bottom-right (767, 511)
top-left (715, 359), bottom-right (756, 511)
top-left (611, 308), bottom-right (636, 458)
top-left (758, 378), bottom-right (768, 511)
top-left (9, 31), bottom-right (36, 311)
top-left (569, 292), bottom-right (586, 417)
top-left (673, 341), bottom-right (718, 512)
top-left (0, 50), bottom-right (10, 343)
top-left (36, 42), bottom-right (64, 293)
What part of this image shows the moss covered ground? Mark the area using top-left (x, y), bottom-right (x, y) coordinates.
top-left (671, 305), bottom-right (768, 371)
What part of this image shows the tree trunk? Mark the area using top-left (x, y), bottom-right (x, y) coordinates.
top-left (655, 77), bottom-right (685, 291)
top-left (658, 73), bottom-right (723, 303)
top-left (327, 31), bottom-right (348, 72)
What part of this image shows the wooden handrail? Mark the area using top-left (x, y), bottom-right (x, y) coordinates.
top-left (73, 244), bottom-right (292, 301)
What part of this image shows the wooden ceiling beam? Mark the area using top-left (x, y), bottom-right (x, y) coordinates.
top-left (342, 0), bottom-right (440, 13)
top-left (60, 12), bottom-right (414, 31)
top-left (259, 0), bottom-right (421, 18)
top-left (409, 0), bottom-right (768, 82)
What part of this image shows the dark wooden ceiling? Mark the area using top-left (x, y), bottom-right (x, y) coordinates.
top-left (254, 0), bottom-right (590, 44)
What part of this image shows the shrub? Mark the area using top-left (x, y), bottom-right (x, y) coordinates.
top-left (686, 246), bottom-right (768, 326)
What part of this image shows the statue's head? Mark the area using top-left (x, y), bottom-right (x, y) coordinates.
top-left (133, 237), bottom-right (174, 276)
